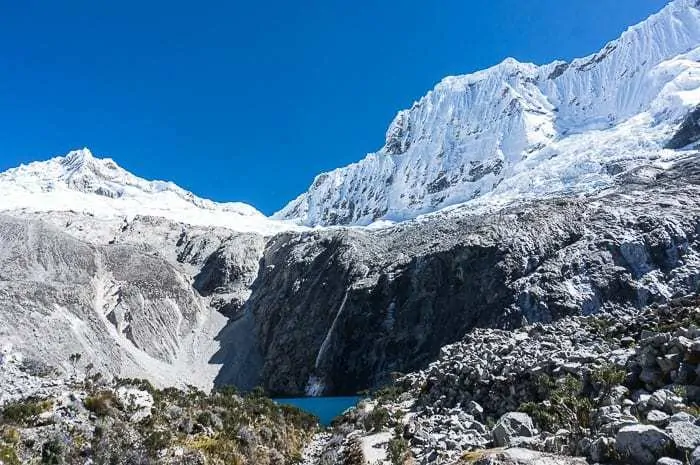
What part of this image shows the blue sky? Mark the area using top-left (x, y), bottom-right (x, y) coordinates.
top-left (0, 0), bottom-right (669, 214)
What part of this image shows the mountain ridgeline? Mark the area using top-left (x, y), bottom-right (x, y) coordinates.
top-left (276, 0), bottom-right (700, 226)
top-left (0, 0), bottom-right (700, 400)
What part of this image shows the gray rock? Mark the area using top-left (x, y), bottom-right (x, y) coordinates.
top-left (656, 458), bottom-right (683, 465)
top-left (466, 400), bottom-right (484, 419)
top-left (589, 437), bottom-right (616, 463)
top-left (648, 390), bottom-right (673, 412)
top-left (492, 412), bottom-right (537, 447)
top-left (472, 448), bottom-right (588, 465)
top-left (616, 424), bottom-right (674, 465)
top-left (691, 446), bottom-right (700, 465)
top-left (648, 410), bottom-right (671, 427)
top-left (666, 421), bottom-right (700, 454)
top-left (670, 412), bottom-right (696, 423)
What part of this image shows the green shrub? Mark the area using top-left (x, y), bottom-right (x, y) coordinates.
top-left (342, 437), bottom-right (365, 465)
top-left (388, 436), bottom-right (410, 465)
top-left (1, 427), bottom-right (20, 444)
top-left (518, 375), bottom-right (592, 436)
top-left (363, 406), bottom-right (390, 432)
top-left (590, 363), bottom-right (625, 395)
top-left (0, 444), bottom-right (20, 465)
top-left (83, 391), bottom-right (119, 417)
top-left (1, 398), bottom-right (52, 424)
top-left (115, 378), bottom-right (156, 394)
top-left (374, 384), bottom-right (405, 403)
top-left (143, 430), bottom-right (171, 456)
top-left (41, 438), bottom-right (64, 464)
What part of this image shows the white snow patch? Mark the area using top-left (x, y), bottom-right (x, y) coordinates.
top-left (0, 148), bottom-right (305, 235)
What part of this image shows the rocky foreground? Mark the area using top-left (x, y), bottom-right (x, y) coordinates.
top-left (0, 346), bottom-right (316, 465)
top-left (305, 296), bottom-right (700, 465)
top-left (3, 298), bottom-right (700, 464)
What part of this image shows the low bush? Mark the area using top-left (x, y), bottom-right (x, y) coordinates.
top-left (1, 398), bottom-right (52, 425)
top-left (83, 390), bottom-right (120, 417)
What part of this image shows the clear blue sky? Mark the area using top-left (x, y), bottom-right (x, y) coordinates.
top-left (0, 0), bottom-right (669, 214)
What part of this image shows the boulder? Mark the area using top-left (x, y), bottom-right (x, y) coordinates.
top-left (657, 458), bottom-right (683, 465)
top-left (648, 390), bottom-right (680, 413)
top-left (640, 369), bottom-right (665, 389)
top-left (669, 412), bottom-right (696, 423)
top-left (589, 437), bottom-right (616, 463)
top-left (665, 421), bottom-right (700, 455)
top-left (647, 410), bottom-right (671, 428)
top-left (492, 412), bottom-right (537, 447)
top-left (691, 446), bottom-right (700, 465)
top-left (616, 424), bottom-right (674, 465)
top-left (466, 400), bottom-right (484, 420)
top-left (473, 448), bottom-right (588, 465)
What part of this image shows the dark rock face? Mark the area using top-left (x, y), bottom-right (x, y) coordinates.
top-left (193, 234), bottom-right (265, 318)
top-left (667, 106), bottom-right (700, 149)
top-left (238, 156), bottom-right (700, 396)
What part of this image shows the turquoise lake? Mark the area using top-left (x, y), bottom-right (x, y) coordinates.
top-left (275, 396), bottom-right (360, 426)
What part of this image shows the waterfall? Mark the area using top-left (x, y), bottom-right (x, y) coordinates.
top-left (314, 290), bottom-right (349, 369)
top-left (303, 289), bottom-right (351, 396)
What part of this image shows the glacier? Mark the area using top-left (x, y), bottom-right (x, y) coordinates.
top-left (276, 0), bottom-right (700, 226)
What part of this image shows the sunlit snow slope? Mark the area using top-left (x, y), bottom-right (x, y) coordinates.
top-left (0, 148), bottom-right (299, 234)
top-left (276, 0), bottom-right (700, 226)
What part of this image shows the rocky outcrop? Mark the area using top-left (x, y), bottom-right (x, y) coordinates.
top-left (244, 154), bottom-right (700, 395)
top-left (472, 449), bottom-right (587, 465)
top-left (193, 234), bottom-right (265, 319)
top-left (666, 105), bottom-right (700, 149)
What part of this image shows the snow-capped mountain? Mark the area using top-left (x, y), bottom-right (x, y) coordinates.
top-left (0, 148), bottom-right (299, 234)
top-left (276, 0), bottom-right (700, 226)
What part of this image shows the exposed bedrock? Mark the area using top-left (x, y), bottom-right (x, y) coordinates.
top-left (234, 156), bottom-right (700, 395)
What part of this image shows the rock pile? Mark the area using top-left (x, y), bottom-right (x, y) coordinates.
top-left (321, 296), bottom-right (700, 465)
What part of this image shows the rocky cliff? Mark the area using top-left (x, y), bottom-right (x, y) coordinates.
top-left (243, 154), bottom-right (700, 395)
top-left (0, 212), bottom-right (267, 390)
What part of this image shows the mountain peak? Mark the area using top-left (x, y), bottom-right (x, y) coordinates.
top-left (60, 147), bottom-right (95, 170)
top-left (0, 149), bottom-right (300, 234)
top-left (277, 0), bottom-right (700, 226)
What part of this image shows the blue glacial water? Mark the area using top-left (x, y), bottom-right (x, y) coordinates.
top-left (275, 396), bottom-right (360, 426)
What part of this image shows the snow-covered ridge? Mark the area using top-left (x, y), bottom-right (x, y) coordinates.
top-left (276, 0), bottom-right (700, 226)
top-left (0, 148), bottom-right (301, 234)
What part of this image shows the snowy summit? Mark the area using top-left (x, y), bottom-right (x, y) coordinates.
top-left (276, 0), bottom-right (700, 226)
top-left (0, 148), bottom-right (301, 234)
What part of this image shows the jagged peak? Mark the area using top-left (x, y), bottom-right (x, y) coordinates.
top-left (277, 0), bottom-right (700, 226)
top-left (60, 147), bottom-right (95, 168)
top-left (56, 148), bottom-right (125, 182)
top-left (438, 57), bottom-right (537, 91)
